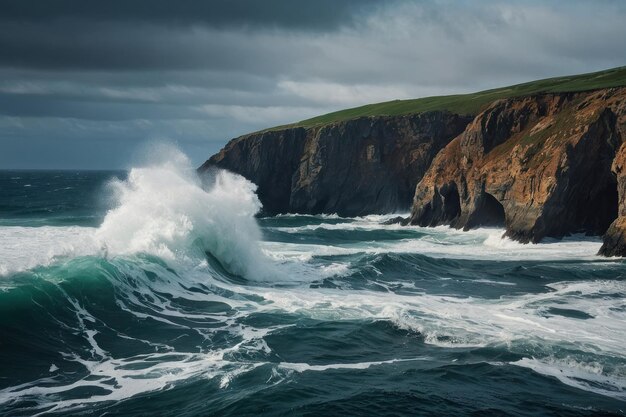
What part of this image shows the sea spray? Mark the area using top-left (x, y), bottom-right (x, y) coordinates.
top-left (0, 148), bottom-right (278, 280)
top-left (95, 146), bottom-right (277, 280)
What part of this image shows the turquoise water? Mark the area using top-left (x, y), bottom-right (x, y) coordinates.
top-left (0, 162), bottom-right (625, 416)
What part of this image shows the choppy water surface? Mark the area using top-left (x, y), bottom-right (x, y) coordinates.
top-left (0, 156), bottom-right (625, 416)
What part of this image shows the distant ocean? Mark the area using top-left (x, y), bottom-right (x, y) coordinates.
top-left (1, 153), bottom-right (625, 416)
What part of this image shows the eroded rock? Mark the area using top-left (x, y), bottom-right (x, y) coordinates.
top-left (410, 88), bottom-right (626, 246)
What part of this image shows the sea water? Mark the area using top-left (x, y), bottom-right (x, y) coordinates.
top-left (0, 150), bottom-right (625, 416)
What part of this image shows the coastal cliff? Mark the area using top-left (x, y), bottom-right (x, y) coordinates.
top-left (200, 66), bottom-right (626, 256)
top-left (409, 88), bottom-right (626, 249)
top-left (200, 112), bottom-right (471, 216)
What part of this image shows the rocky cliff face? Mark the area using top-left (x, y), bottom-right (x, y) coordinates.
top-left (200, 112), bottom-right (471, 216)
top-left (410, 88), bottom-right (626, 250)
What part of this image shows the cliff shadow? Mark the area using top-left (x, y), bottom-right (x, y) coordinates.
top-left (465, 192), bottom-right (506, 229)
top-left (577, 179), bottom-right (618, 236)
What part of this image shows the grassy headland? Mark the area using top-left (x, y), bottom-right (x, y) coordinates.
top-left (267, 66), bottom-right (626, 131)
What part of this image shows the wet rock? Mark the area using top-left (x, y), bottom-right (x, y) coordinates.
top-left (380, 216), bottom-right (410, 225)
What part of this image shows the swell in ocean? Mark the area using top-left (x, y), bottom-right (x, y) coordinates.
top-left (0, 148), bottom-right (625, 416)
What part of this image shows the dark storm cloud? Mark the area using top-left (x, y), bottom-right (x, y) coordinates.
top-left (0, 0), bottom-right (625, 169)
top-left (0, 21), bottom-right (325, 71)
top-left (0, 0), bottom-right (391, 71)
top-left (0, 0), bottom-right (384, 30)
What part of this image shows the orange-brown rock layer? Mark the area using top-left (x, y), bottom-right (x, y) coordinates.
top-left (410, 88), bottom-right (626, 249)
top-left (200, 112), bottom-right (471, 216)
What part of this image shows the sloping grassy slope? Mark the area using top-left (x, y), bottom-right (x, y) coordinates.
top-left (270, 66), bottom-right (626, 130)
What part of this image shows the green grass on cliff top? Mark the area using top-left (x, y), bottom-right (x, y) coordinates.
top-left (272, 66), bottom-right (626, 130)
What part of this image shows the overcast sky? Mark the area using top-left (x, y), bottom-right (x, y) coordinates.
top-left (1, 0), bottom-right (625, 169)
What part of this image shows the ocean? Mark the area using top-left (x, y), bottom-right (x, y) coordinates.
top-left (0, 154), bottom-right (625, 416)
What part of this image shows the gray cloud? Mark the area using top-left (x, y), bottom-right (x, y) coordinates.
top-left (0, 0), bottom-right (625, 168)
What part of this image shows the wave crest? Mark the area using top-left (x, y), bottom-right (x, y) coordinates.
top-left (95, 147), bottom-right (275, 280)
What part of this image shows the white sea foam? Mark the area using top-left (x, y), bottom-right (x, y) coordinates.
top-left (96, 147), bottom-right (275, 280)
top-left (0, 146), bottom-right (277, 280)
top-left (512, 357), bottom-right (626, 401)
top-left (255, 279), bottom-right (626, 351)
top-left (278, 357), bottom-right (427, 373)
top-left (3, 262), bottom-right (624, 411)
top-left (249, 278), bottom-right (626, 398)
top-left (0, 225), bottom-right (97, 275)
top-left (263, 221), bottom-right (606, 261)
